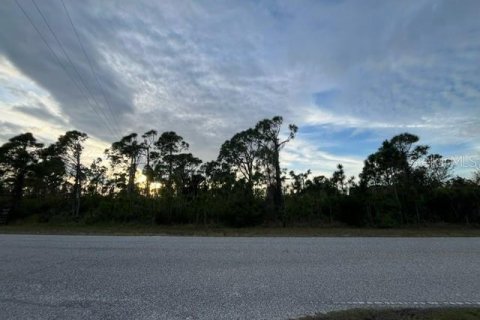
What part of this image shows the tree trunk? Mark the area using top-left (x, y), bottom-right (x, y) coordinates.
top-left (393, 185), bottom-right (403, 224)
top-left (273, 144), bottom-right (285, 226)
top-left (329, 205), bottom-right (333, 225)
top-left (73, 148), bottom-right (81, 218)
top-left (128, 159), bottom-right (136, 195)
top-left (11, 170), bottom-right (26, 215)
top-left (145, 147), bottom-right (151, 197)
top-left (167, 150), bottom-right (173, 194)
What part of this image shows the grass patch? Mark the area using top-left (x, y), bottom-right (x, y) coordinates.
top-left (297, 308), bottom-right (480, 320)
top-left (0, 219), bottom-right (479, 236)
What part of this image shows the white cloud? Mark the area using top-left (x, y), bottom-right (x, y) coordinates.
top-left (0, 57), bottom-right (108, 163)
top-left (282, 138), bottom-right (364, 178)
top-left (0, 0), bottom-right (479, 177)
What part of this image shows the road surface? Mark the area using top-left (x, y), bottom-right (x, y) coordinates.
top-left (1, 235), bottom-right (479, 319)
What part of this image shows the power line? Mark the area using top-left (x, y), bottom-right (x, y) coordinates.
top-left (14, 0), bottom-right (119, 139)
top-left (30, 0), bottom-right (121, 138)
top-left (15, 0), bottom-right (118, 138)
top-left (60, 0), bottom-right (122, 136)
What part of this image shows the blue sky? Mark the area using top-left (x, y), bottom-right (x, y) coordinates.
top-left (0, 0), bottom-right (479, 178)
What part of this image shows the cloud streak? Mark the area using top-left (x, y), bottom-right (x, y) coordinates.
top-left (0, 0), bottom-right (479, 177)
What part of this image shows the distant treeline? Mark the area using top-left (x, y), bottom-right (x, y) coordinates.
top-left (1, 116), bottom-right (479, 227)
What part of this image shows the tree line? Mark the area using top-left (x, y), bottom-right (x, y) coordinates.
top-left (1, 116), bottom-right (479, 227)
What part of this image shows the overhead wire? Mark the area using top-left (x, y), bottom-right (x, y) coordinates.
top-left (60, 0), bottom-right (122, 136)
top-left (14, 0), bottom-right (120, 139)
top-left (30, 0), bottom-right (121, 138)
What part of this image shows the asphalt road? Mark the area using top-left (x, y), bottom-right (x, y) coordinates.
top-left (1, 235), bottom-right (480, 319)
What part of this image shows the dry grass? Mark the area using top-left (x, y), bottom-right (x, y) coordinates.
top-left (296, 308), bottom-right (480, 320)
top-left (1, 220), bottom-right (480, 237)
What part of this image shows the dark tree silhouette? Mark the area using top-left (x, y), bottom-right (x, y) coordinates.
top-left (56, 130), bottom-right (88, 217)
top-left (110, 133), bottom-right (144, 195)
top-left (255, 116), bottom-right (297, 225)
top-left (141, 130), bottom-right (157, 196)
top-left (218, 128), bottom-right (261, 193)
top-left (0, 119), bottom-right (478, 228)
top-left (154, 131), bottom-right (189, 194)
top-left (0, 133), bottom-right (43, 216)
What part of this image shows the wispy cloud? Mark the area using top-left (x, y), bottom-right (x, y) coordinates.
top-left (0, 0), bottom-right (479, 177)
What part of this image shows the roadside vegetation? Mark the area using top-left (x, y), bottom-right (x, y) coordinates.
top-left (1, 115), bottom-right (479, 229)
top-left (2, 221), bottom-right (480, 237)
top-left (297, 308), bottom-right (480, 320)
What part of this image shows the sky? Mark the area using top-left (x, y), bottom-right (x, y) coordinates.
top-left (1, 0), bottom-right (479, 179)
